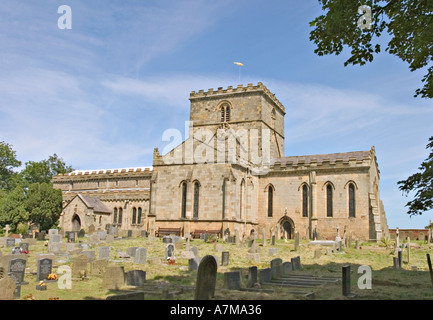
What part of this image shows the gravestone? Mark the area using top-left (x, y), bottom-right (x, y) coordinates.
top-left (125, 270), bottom-right (146, 287)
top-left (268, 248), bottom-right (278, 256)
top-left (36, 231), bottom-right (46, 241)
top-left (165, 243), bottom-right (175, 259)
top-left (19, 242), bottom-right (29, 252)
top-left (342, 265), bottom-right (356, 298)
top-left (78, 229), bottom-right (85, 238)
top-left (221, 251), bottom-right (229, 266)
top-left (259, 268), bottom-right (271, 284)
top-left (48, 242), bottom-right (61, 254)
top-left (282, 262), bottom-right (292, 275)
top-left (224, 271), bottom-right (242, 290)
top-left (88, 225), bottom-right (96, 235)
top-left (102, 266), bottom-right (125, 290)
top-left (48, 229), bottom-right (58, 238)
top-left (162, 236), bottom-right (172, 244)
top-left (194, 255), bottom-right (217, 300)
top-left (50, 234), bottom-right (62, 243)
top-left (294, 232), bottom-right (300, 251)
top-left (314, 249), bottom-right (322, 259)
top-left (134, 248), bottom-right (147, 264)
top-left (106, 234), bottom-right (114, 243)
top-left (37, 258), bottom-right (53, 281)
top-left (99, 247), bottom-right (110, 259)
top-left (72, 254), bottom-right (89, 278)
top-left (67, 231), bottom-right (76, 243)
top-left (90, 259), bottom-right (108, 276)
top-left (271, 235), bottom-right (275, 246)
top-left (10, 247), bottom-right (22, 255)
top-left (6, 239), bottom-right (15, 248)
top-left (291, 256), bottom-right (302, 270)
top-left (89, 234), bottom-right (99, 244)
top-left (8, 258), bottom-right (27, 285)
top-left (191, 246), bottom-right (199, 258)
top-left (247, 266), bottom-right (258, 288)
top-left (106, 291), bottom-right (144, 300)
top-left (0, 274), bottom-right (16, 300)
top-left (189, 257), bottom-right (201, 271)
top-left (82, 251), bottom-right (96, 263)
top-left (126, 247), bottom-right (138, 258)
top-left (270, 258), bottom-right (283, 279)
top-left (98, 230), bottom-right (107, 241)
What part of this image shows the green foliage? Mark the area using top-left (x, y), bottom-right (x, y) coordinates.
top-left (0, 141), bottom-right (22, 191)
top-left (21, 153), bottom-right (74, 186)
top-left (16, 222), bottom-right (29, 235)
top-left (0, 185), bottom-right (28, 231)
top-left (25, 182), bottom-right (63, 231)
top-left (398, 136), bottom-right (433, 216)
top-left (310, 0), bottom-right (433, 98)
top-left (0, 141), bottom-right (72, 231)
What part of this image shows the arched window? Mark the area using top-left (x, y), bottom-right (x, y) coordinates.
top-left (349, 183), bottom-right (356, 217)
top-left (193, 182), bottom-right (200, 218)
top-left (267, 186), bottom-right (273, 217)
top-left (113, 208), bottom-right (118, 224)
top-left (137, 208), bottom-right (142, 224)
top-left (220, 104), bottom-right (231, 122)
top-left (118, 207), bottom-right (123, 225)
top-left (132, 207), bottom-right (137, 225)
top-left (326, 184), bottom-right (333, 217)
top-left (181, 182), bottom-right (187, 218)
top-left (302, 184), bottom-right (308, 217)
top-left (240, 180), bottom-right (245, 220)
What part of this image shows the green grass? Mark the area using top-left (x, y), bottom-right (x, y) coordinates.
top-left (2, 237), bottom-right (433, 300)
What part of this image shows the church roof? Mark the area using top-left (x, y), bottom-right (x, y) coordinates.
top-left (271, 150), bottom-right (372, 166)
top-left (77, 194), bottom-right (111, 214)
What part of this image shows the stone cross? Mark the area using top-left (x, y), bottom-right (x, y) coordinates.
top-left (3, 225), bottom-right (10, 238)
top-left (335, 224), bottom-right (341, 242)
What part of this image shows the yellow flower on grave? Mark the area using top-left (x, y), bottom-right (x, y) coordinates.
top-left (39, 281), bottom-right (45, 286)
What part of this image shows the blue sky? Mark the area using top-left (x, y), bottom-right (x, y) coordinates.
top-left (0, 1), bottom-right (432, 229)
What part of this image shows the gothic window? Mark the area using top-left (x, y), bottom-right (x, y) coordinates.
top-left (349, 183), bottom-right (356, 217)
top-left (113, 208), bottom-right (118, 224)
top-left (302, 184), bottom-right (308, 217)
top-left (267, 186), bottom-right (273, 217)
top-left (240, 180), bottom-right (245, 220)
top-left (181, 182), bottom-right (187, 218)
top-left (137, 208), bottom-right (142, 224)
top-left (118, 207), bottom-right (123, 225)
top-left (220, 104), bottom-right (231, 122)
top-left (132, 207), bottom-right (137, 225)
top-left (326, 184), bottom-right (333, 217)
top-left (193, 182), bottom-right (200, 218)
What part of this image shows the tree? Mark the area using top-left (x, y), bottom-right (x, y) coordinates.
top-left (0, 185), bottom-right (28, 231)
top-left (21, 153), bottom-right (74, 185)
top-left (25, 182), bottom-right (63, 231)
top-left (398, 136), bottom-right (433, 216)
top-left (0, 141), bottom-right (22, 190)
top-left (309, 0), bottom-right (433, 98)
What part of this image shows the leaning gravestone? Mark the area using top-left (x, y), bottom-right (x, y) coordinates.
top-left (37, 258), bottom-right (53, 281)
top-left (194, 255), bottom-right (217, 300)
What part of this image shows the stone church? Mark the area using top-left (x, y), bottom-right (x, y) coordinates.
top-left (52, 82), bottom-right (389, 241)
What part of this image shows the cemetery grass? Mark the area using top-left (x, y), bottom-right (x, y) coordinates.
top-left (2, 237), bottom-right (433, 300)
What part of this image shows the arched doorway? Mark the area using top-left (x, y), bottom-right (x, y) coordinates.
top-left (278, 216), bottom-right (295, 239)
top-left (72, 214), bottom-right (81, 231)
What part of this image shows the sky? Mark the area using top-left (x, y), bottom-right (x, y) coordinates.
top-left (0, 1), bottom-right (432, 229)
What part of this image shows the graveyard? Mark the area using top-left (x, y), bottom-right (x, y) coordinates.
top-left (1, 228), bottom-right (433, 300)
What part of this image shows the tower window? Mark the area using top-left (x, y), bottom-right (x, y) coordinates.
top-left (220, 104), bottom-right (231, 122)
top-left (181, 182), bottom-right (187, 218)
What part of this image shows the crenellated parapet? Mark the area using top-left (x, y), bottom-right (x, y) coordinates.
top-left (189, 82), bottom-right (285, 114)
